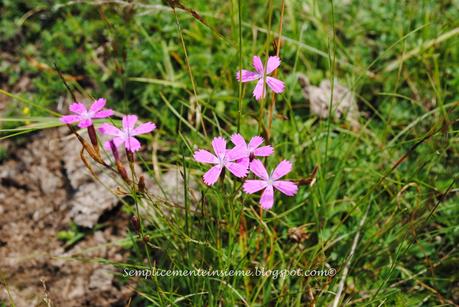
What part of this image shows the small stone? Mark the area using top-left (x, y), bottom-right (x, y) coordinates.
top-left (299, 74), bottom-right (360, 129)
top-left (89, 267), bottom-right (114, 291)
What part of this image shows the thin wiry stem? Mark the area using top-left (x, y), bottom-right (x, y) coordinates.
top-left (324, 0), bottom-right (336, 170)
top-left (267, 0), bottom-right (285, 139)
top-left (237, 0), bottom-right (243, 133)
top-left (332, 202), bottom-right (370, 307)
top-left (257, 0), bottom-right (274, 135)
top-left (172, 7), bottom-right (207, 137)
top-left (130, 182), bottom-right (164, 305)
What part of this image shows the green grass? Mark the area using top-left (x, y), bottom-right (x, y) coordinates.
top-left (1, 0), bottom-right (458, 305)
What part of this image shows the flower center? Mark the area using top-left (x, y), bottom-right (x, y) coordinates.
top-left (121, 130), bottom-right (130, 140)
top-left (81, 111), bottom-right (93, 119)
top-left (218, 154), bottom-right (227, 167)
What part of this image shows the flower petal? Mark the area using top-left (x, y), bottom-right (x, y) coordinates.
top-left (243, 180), bottom-right (268, 194)
top-left (249, 159), bottom-right (269, 180)
top-left (203, 165), bottom-right (223, 186)
top-left (93, 109), bottom-right (114, 119)
top-left (253, 145), bottom-right (274, 157)
top-left (253, 79), bottom-right (266, 101)
top-left (227, 145), bottom-right (248, 161)
top-left (89, 98), bottom-right (106, 112)
top-left (193, 149), bottom-right (218, 164)
top-left (226, 161), bottom-right (249, 178)
top-left (271, 160), bottom-right (292, 180)
top-left (211, 136), bottom-right (226, 157)
top-left (125, 137), bottom-right (141, 152)
top-left (260, 185), bottom-right (274, 209)
top-left (99, 123), bottom-right (122, 136)
top-left (266, 77), bottom-right (285, 93)
top-left (60, 115), bottom-right (81, 124)
top-left (69, 103), bottom-right (86, 114)
top-left (236, 157), bottom-right (250, 169)
top-left (266, 56), bottom-right (281, 74)
top-left (273, 180), bottom-right (298, 196)
top-left (122, 115), bottom-right (138, 132)
top-left (236, 70), bottom-right (260, 82)
top-left (78, 118), bottom-right (92, 128)
top-left (230, 133), bottom-right (247, 147)
top-left (252, 56), bottom-right (264, 74)
top-left (248, 136), bottom-right (264, 150)
top-left (103, 137), bottom-right (125, 150)
top-left (132, 122), bottom-right (156, 136)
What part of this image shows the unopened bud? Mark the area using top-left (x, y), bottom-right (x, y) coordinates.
top-left (126, 149), bottom-right (134, 163)
top-left (109, 140), bottom-right (120, 161)
top-left (138, 176), bottom-right (146, 193)
top-left (116, 160), bottom-right (130, 183)
top-left (143, 235), bottom-right (150, 243)
top-left (87, 125), bottom-right (98, 148)
top-left (131, 216), bottom-right (140, 233)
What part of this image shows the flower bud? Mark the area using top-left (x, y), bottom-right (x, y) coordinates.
top-left (87, 125), bottom-right (98, 148)
top-left (126, 149), bottom-right (134, 163)
top-left (116, 160), bottom-right (130, 183)
top-left (109, 140), bottom-right (120, 162)
top-left (138, 176), bottom-right (146, 193)
top-left (131, 216), bottom-right (140, 234)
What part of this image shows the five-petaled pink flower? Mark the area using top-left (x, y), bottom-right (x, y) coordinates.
top-left (60, 98), bottom-right (113, 128)
top-left (236, 55), bottom-right (285, 100)
top-left (243, 159), bottom-right (298, 210)
top-left (231, 134), bottom-right (274, 161)
top-left (99, 115), bottom-right (156, 152)
top-left (193, 137), bottom-right (249, 186)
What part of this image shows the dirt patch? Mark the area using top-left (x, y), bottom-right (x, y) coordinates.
top-left (0, 128), bottom-right (134, 306)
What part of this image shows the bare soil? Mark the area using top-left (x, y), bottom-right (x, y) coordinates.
top-left (0, 128), bottom-right (134, 306)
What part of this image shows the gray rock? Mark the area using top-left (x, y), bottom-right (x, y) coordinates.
top-left (68, 173), bottom-right (119, 228)
top-left (89, 267), bottom-right (114, 291)
top-left (299, 74), bottom-right (360, 129)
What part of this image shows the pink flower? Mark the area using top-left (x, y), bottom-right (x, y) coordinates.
top-left (243, 159), bottom-right (298, 210)
top-left (193, 137), bottom-right (249, 186)
top-left (99, 115), bottom-right (156, 152)
top-left (60, 98), bottom-right (113, 128)
top-left (231, 134), bottom-right (274, 161)
top-left (236, 55), bottom-right (285, 100)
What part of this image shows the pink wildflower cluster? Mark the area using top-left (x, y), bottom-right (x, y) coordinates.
top-left (193, 135), bottom-right (297, 210)
top-left (193, 54), bottom-right (295, 209)
top-left (60, 54), bottom-right (294, 210)
top-left (60, 98), bottom-right (155, 153)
